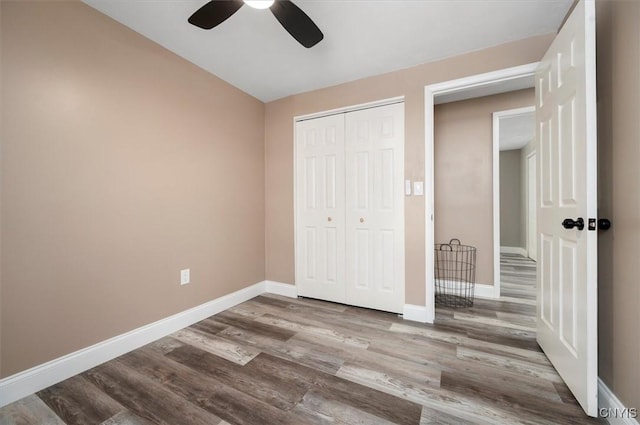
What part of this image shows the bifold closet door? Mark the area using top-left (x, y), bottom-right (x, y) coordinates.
top-left (345, 103), bottom-right (405, 313)
top-left (295, 114), bottom-right (346, 303)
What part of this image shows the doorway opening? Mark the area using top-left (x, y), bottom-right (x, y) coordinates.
top-left (495, 107), bottom-right (538, 318)
top-left (424, 62), bottom-right (539, 323)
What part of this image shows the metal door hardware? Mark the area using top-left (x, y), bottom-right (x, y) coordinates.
top-left (562, 217), bottom-right (585, 231)
top-left (588, 218), bottom-right (611, 231)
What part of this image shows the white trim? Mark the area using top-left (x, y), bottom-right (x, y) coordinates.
top-left (294, 96), bottom-right (405, 122)
top-left (424, 85), bottom-right (436, 324)
top-left (293, 116), bottom-right (299, 297)
top-left (402, 304), bottom-right (429, 323)
top-left (434, 279), bottom-right (499, 301)
top-left (584, 1), bottom-right (599, 415)
top-left (492, 110), bottom-right (501, 300)
top-left (424, 62), bottom-right (540, 324)
top-left (264, 280), bottom-right (298, 298)
top-left (493, 105), bottom-right (536, 299)
top-left (474, 283), bottom-right (501, 299)
top-left (525, 150), bottom-right (537, 261)
top-left (500, 246), bottom-right (528, 257)
top-left (0, 281), bottom-right (267, 408)
top-left (598, 378), bottom-right (640, 425)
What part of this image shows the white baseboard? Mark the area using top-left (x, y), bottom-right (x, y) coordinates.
top-left (599, 377), bottom-right (640, 424)
top-left (474, 282), bottom-right (500, 299)
top-left (264, 280), bottom-right (298, 298)
top-left (434, 279), bottom-right (499, 301)
top-left (500, 246), bottom-right (528, 256)
top-left (403, 304), bottom-right (429, 323)
top-left (0, 280), bottom-right (268, 408)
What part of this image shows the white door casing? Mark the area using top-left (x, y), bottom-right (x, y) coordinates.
top-left (527, 152), bottom-right (538, 261)
top-left (295, 101), bottom-right (405, 313)
top-left (345, 103), bottom-right (405, 313)
top-left (295, 114), bottom-right (346, 304)
top-left (536, 0), bottom-right (598, 417)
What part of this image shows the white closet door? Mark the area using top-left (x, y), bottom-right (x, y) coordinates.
top-left (295, 114), bottom-right (346, 303)
top-left (345, 103), bottom-right (405, 313)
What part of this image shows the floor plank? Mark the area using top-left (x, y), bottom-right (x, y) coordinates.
top-left (171, 327), bottom-right (260, 365)
top-left (37, 375), bottom-right (124, 425)
top-left (118, 348), bottom-right (298, 425)
top-left (82, 361), bottom-right (224, 425)
top-left (0, 395), bottom-right (66, 425)
top-left (100, 411), bottom-right (156, 425)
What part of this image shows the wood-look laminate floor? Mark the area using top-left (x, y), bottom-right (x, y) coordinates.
top-left (1, 255), bottom-right (602, 424)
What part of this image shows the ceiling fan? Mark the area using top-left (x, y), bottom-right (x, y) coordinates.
top-left (188, 0), bottom-right (324, 48)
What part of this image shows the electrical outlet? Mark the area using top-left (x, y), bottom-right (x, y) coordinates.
top-left (180, 269), bottom-right (190, 285)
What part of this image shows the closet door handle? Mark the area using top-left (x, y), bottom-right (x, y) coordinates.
top-left (359, 217), bottom-right (364, 223)
top-left (327, 217), bottom-right (332, 222)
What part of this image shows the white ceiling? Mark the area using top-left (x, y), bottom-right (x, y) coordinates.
top-left (82, 0), bottom-right (572, 103)
top-left (499, 111), bottom-right (535, 151)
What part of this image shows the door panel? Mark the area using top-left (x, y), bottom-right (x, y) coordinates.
top-left (355, 152), bottom-right (370, 209)
top-left (296, 114), bottom-right (346, 303)
top-left (540, 116), bottom-right (554, 207)
top-left (559, 239), bottom-right (578, 354)
top-left (536, 0), bottom-right (597, 416)
top-left (325, 155), bottom-right (337, 209)
top-left (345, 103), bottom-right (405, 313)
top-left (380, 230), bottom-right (395, 291)
top-left (381, 149), bottom-right (395, 210)
top-left (355, 229), bottom-right (370, 289)
top-left (539, 234), bottom-right (554, 328)
top-left (305, 226), bottom-right (317, 279)
top-left (325, 227), bottom-right (337, 282)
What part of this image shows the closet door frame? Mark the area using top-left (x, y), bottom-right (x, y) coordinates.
top-left (294, 96), bottom-right (405, 310)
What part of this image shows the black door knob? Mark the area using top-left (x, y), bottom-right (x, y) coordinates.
top-left (562, 217), bottom-right (585, 230)
top-left (598, 218), bottom-right (611, 230)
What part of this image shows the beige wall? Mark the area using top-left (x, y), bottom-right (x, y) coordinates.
top-left (265, 36), bottom-right (552, 302)
top-left (434, 90), bottom-right (534, 285)
top-left (596, 0), bottom-right (640, 411)
top-left (499, 149), bottom-right (524, 248)
top-left (0, 1), bottom-right (265, 377)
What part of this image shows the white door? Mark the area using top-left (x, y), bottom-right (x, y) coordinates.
top-left (345, 103), bottom-right (405, 313)
top-left (527, 152), bottom-right (537, 261)
top-left (295, 114), bottom-right (346, 303)
top-left (536, 0), bottom-right (597, 417)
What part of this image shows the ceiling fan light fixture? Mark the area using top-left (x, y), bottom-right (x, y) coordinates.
top-left (189, 0), bottom-right (323, 48)
top-left (244, 0), bottom-right (274, 9)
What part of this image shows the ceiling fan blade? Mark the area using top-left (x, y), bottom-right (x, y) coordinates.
top-left (270, 0), bottom-right (323, 48)
top-left (188, 0), bottom-right (244, 30)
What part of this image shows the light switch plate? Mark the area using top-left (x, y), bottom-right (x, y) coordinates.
top-left (413, 181), bottom-right (424, 196)
top-left (180, 269), bottom-right (190, 285)
top-left (405, 180), bottom-right (412, 196)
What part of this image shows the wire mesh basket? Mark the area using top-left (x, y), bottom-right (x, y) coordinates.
top-left (434, 238), bottom-right (476, 308)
